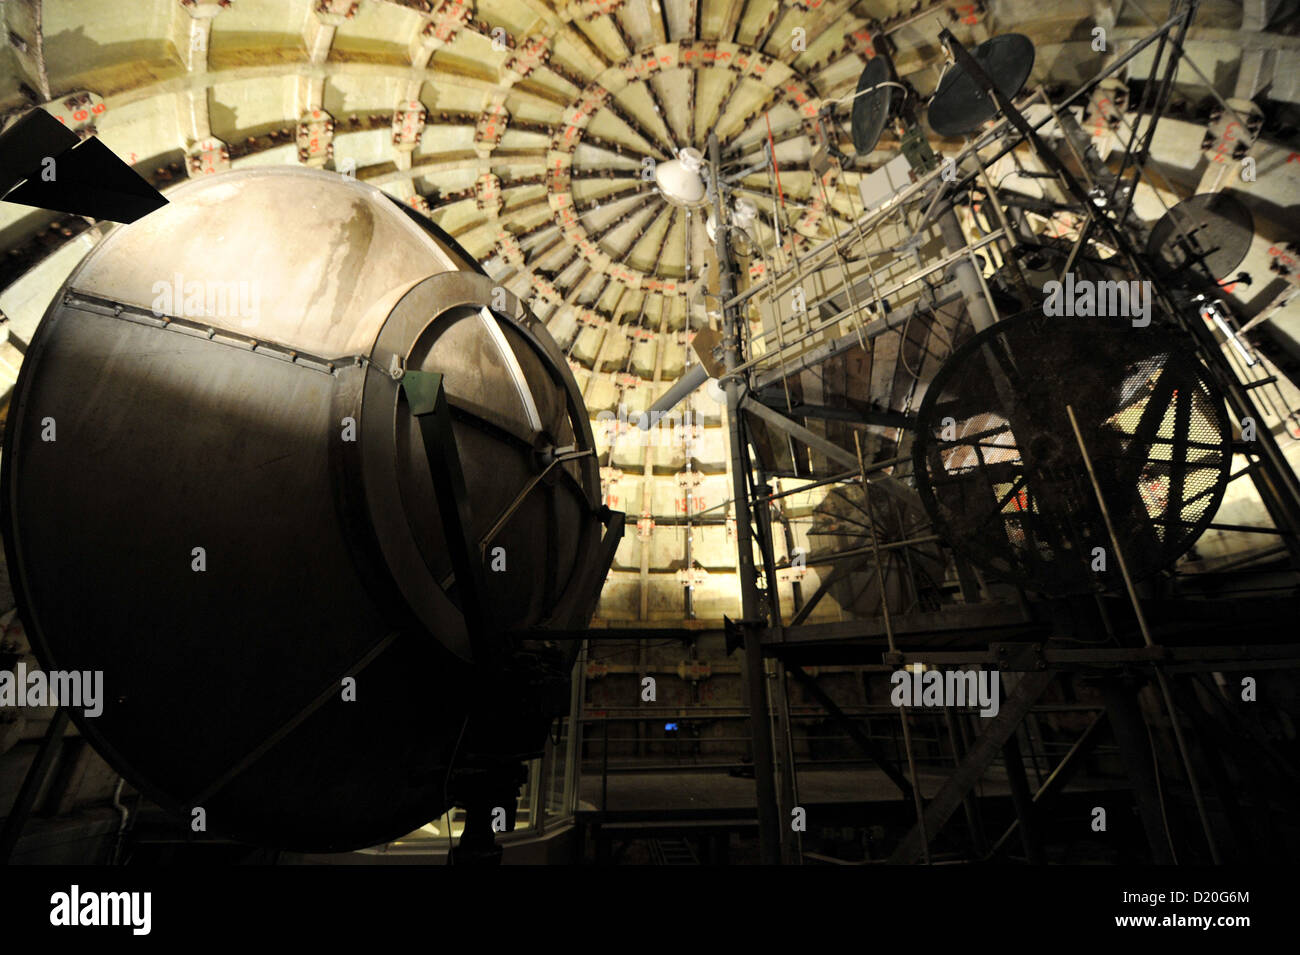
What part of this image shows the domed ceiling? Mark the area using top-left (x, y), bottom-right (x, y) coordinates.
top-left (1, 0), bottom-right (1298, 623)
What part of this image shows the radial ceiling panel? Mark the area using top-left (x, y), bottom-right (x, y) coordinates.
top-left (210, 77), bottom-right (300, 137)
top-left (323, 75), bottom-right (409, 116)
top-left (40, 0), bottom-right (171, 80)
top-left (210, 0), bottom-right (310, 37)
top-left (93, 95), bottom-right (185, 165)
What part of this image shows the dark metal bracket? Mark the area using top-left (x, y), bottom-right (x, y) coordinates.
top-left (574, 506), bottom-right (626, 627)
top-left (400, 370), bottom-right (495, 664)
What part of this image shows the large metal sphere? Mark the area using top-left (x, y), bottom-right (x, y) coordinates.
top-left (2, 168), bottom-right (604, 851)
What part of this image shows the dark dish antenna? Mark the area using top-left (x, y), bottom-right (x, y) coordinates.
top-left (927, 33), bottom-right (1036, 138)
top-left (1146, 191), bottom-right (1255, 291)
top-left (850, 55), bottom-right (904, 156)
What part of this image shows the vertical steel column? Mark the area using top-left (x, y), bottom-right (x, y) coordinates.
top-left (1099, 678), bottom-right (1176, 864)
top-left (710, 132), bottom-right (782, 864)
top-left (756, 476), bottom-right (802, 864)
top-left (941, 702), bottom-right (987, 856)
top-left (601, 715), bottom-right (609, 812)
top-left (1002, 730), bottom-right (1046, 864)
top-left (562, 642), bottom-right (587, 817)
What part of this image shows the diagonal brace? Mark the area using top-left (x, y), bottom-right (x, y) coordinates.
top-left (888, 669), bottom-right (1055, 864)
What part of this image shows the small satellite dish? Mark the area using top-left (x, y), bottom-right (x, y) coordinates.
top-left (928, 34), bottom-right (1036, 138)
top-left (1146, 192), bottom-right (1254, 291)
top-left (850, 56), bottom-right (899, 156)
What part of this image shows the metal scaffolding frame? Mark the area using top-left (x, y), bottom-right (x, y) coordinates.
top-left (696, 0), bottom-right (1300, 865)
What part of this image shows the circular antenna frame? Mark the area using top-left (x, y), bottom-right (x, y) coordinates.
top-left (912, 310), bottom-right (1232, 596)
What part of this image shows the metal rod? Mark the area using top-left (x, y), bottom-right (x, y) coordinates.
top-left (1099, 677), bottom-right (1176, 864)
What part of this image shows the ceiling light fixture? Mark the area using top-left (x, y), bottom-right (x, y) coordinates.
top-left (655, 147), bottom-right (708, 209)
